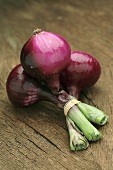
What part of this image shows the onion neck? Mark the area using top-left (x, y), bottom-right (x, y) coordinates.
top-left (46, 73), bottom-right (60, 95)
top-left (57, 90), bottom-right (73, 108)
top-left (39, 89), bottom-right (72, 108)
top-left (39, 89), bottom-right (58, 105)
top-left (39, 89), bottom-right (75, 108)
top-left (67, 85), bottom-right (80, 99)
top-left (33, 28), bottom-right (42, 35)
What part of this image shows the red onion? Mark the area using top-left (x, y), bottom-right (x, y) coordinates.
top-left (60, 51), bottom-right (101, 99)
top-left (6, 64), bottom-right (58, 107)
top-left (6, 64), bottom-right (106, 148)
top-left (20, 29), bottom-right (71, 94)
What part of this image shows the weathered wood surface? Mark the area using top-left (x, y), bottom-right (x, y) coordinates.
top-left (0, 0), bottom-right (113, 169)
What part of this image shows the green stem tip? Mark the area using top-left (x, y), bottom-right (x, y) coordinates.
top-left (66, 116), bottom-right (89, 151)
top-left (77, 102), bottom-right (108, 125)
top-left (67, 105), bottom-right (102, 141)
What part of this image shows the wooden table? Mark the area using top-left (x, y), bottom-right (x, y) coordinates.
top-left (0, 0), bottom-right (113, 169)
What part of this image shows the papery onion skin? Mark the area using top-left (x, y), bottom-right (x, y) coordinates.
top-left (60, 51), bottom-right (101, 99)
top-left (20, 30), bottom-right (71, 94)
top-left (6, 64), bottom-right (58, 107)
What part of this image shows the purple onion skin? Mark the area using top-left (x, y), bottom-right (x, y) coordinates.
top-left (6, 64), bottom-right (58, 108)
top-left (60, 51), bottom-right (101, 99)
top-left (20, 30), bottom-right (71, 94)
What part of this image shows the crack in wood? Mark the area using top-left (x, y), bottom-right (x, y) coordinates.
top-left (1, 139), bottom-right (27, 167)
top-left (58, 123), bottom-right (68, 131)
top-left (55, 160), bottom-right (69, 170)
top-left (28, 139), bottom-right (48, 154)
top-left (25, 123), bottom-right (62, 152)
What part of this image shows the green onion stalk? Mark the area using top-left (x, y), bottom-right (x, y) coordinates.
top-left (66, 116), bottom-right (89, 151)
top-left (67, 104), bottom-right (102, 141)
top-left (58, 90), bottom-right (107, 143)
top-left (77, 102), bottom-right (108, 125)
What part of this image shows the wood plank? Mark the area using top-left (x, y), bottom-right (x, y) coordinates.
top-left (0, 0), bottom-right (113, 169)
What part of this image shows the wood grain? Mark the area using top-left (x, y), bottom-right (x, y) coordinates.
top-left (0, 0), bottom-right (113, 169)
